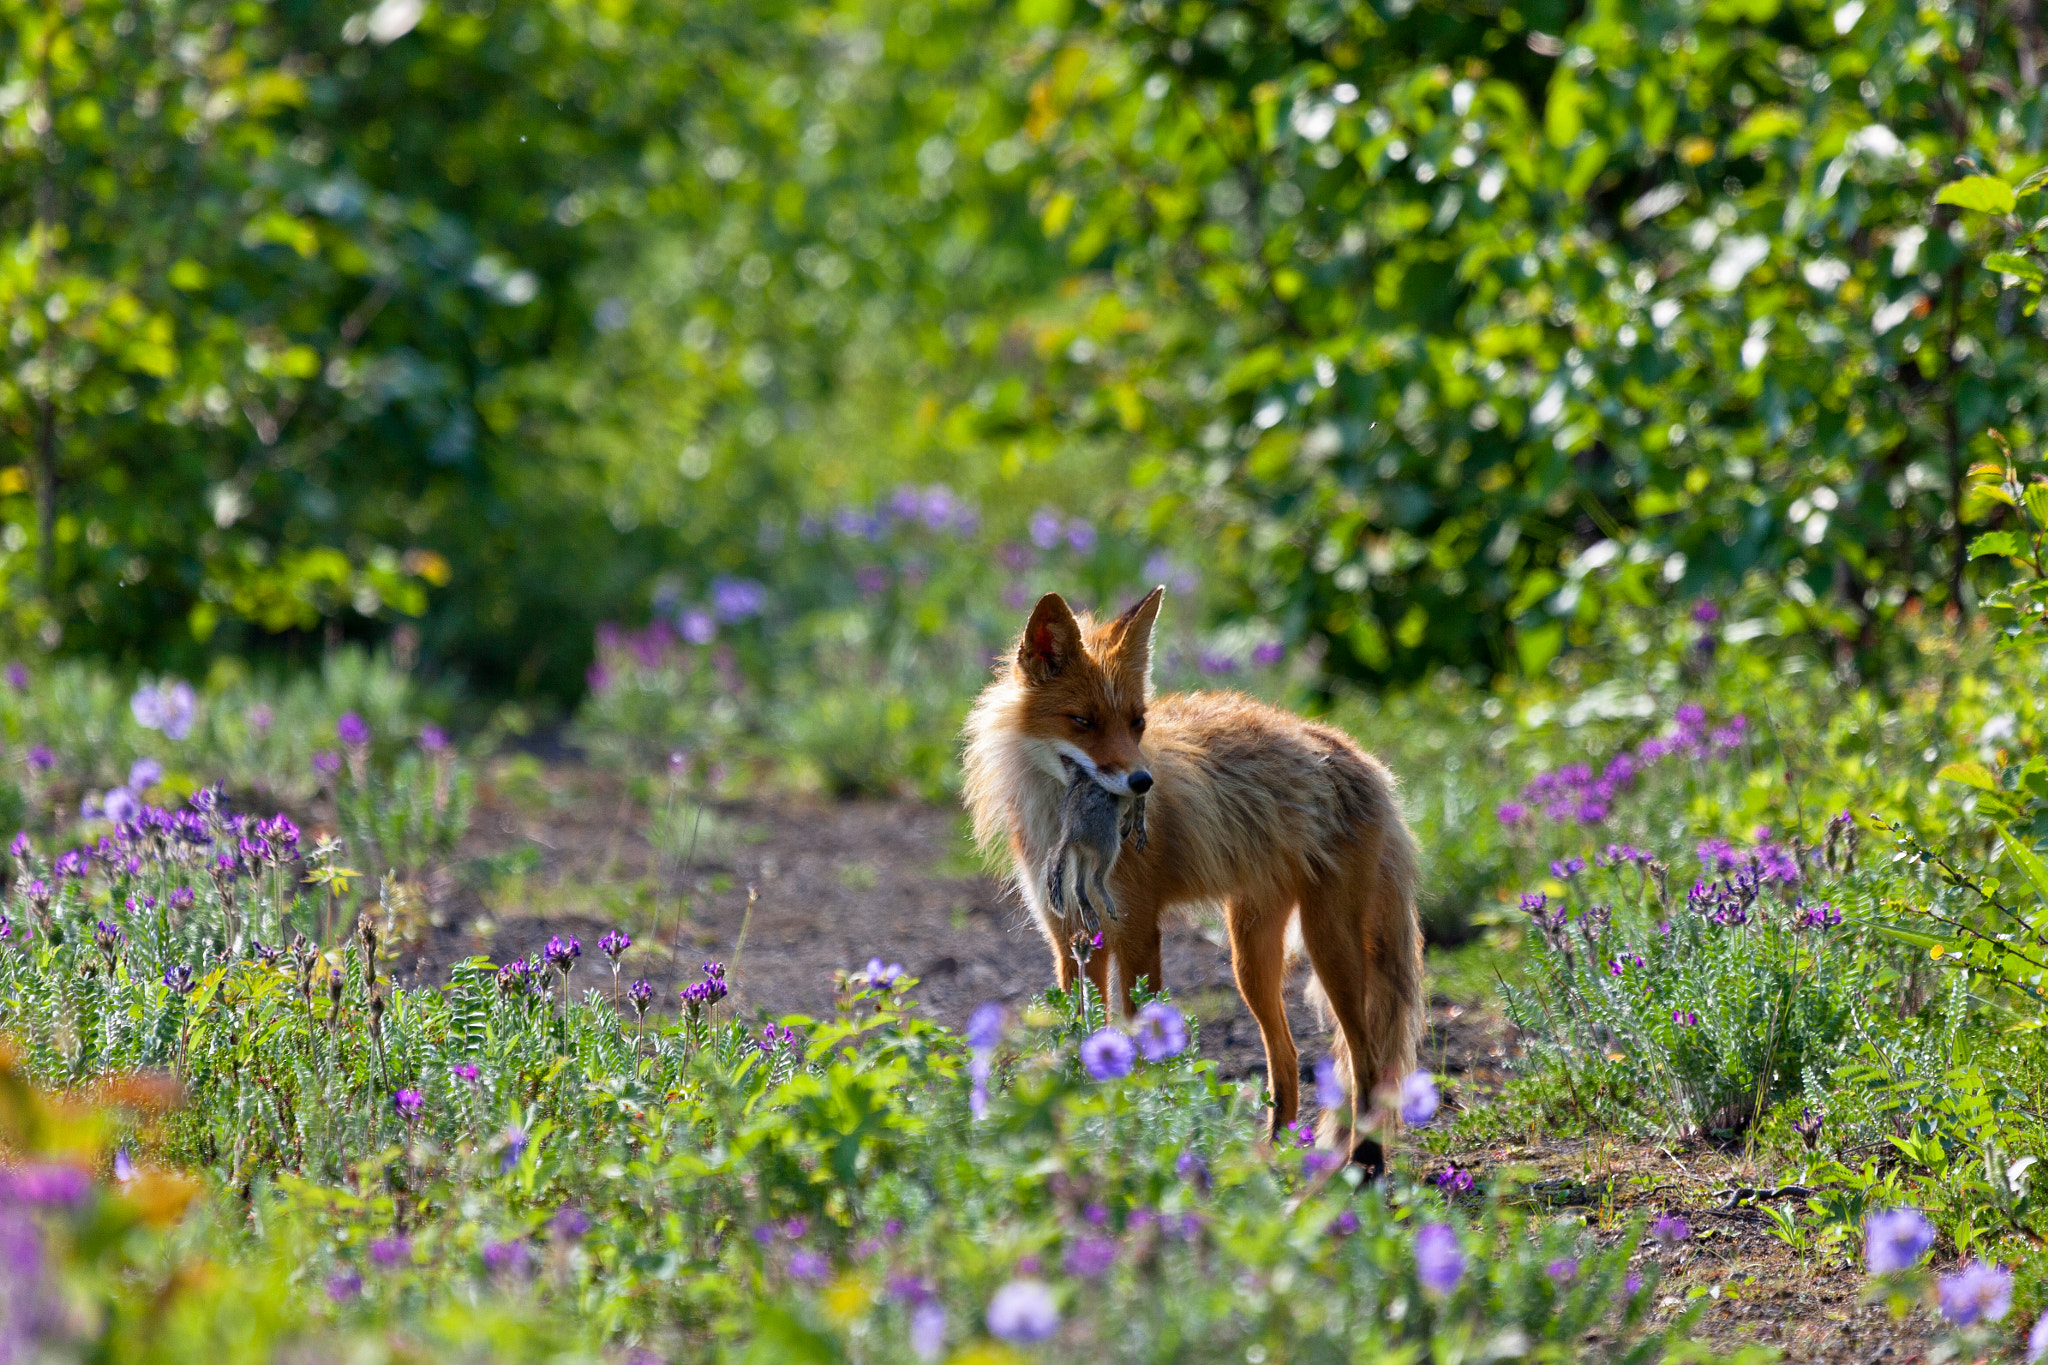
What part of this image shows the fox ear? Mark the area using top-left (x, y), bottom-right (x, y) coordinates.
top-left (1106, 586), bottom-right (1165, 681)
top-left (1017, 593), bottom-right (1084, 684)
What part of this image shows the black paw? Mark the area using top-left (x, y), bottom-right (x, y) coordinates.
top-left (1349, 1137), bottom-right (1386, 1181)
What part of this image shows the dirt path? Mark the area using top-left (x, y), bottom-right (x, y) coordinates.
top-left (403, 763), bottom-right (1507, 1089)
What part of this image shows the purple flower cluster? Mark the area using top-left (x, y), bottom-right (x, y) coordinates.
top-left (599, 929), bottom-right (631, 961)
top-left (130, 681), bottom-right (197, 740)
top-left (627, 978), bottom-right (655, 1016)
top-left (496, 956), bottom-right (540, 996)
top-left (756, 1022), bottom-right (801, 1056)
top-left (818, 483), bottom-right (982, 543)
top-left (858, 957), bottom-right (903, 990)
top-left (535, 935), bottom-right (577, 977)
top-left (967, 1001), bottom-right (1003, 1119)
top-left (1796, 898), bottom-right (1842, 929)
top-left (680, 960), bottom-right (728, 1010)
top-left (1509, 706), bottom-right (1749, 828)
top-left (392, 1089), bottom-right (424, 1122)
top-left (1650, 1213), bottom-right (1690, 1248)
top-left (1436, 1165), bottom-right (1475, 1194)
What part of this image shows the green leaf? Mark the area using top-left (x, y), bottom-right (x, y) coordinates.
top-left (1867, 920), bottom-right (1954, 953)
top-left (1515, 620), bottom-right (1564, 676)
top-left (1998, 826), bottom-right (2048, 904)
top-left (1984, 251), bottom-right (2047, 284)
top-left (1935, 175), bottom-right (2018, 214)
top-left (1936, 761), bottom-right (1997, 791)
top-left (1970, 531), bottom-right (2024, 560)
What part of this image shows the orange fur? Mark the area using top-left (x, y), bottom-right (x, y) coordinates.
top-left (961, 588), bottom-right (1424, 1155)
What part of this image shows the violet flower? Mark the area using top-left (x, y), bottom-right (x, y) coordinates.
top-left (1080, 1028), bottom-right (1136, 1080)
top-left (986, 1279), bottom-right (1060, 1343)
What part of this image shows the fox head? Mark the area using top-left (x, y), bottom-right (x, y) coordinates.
top-left (1010, 587), bottom-right (1162, 797)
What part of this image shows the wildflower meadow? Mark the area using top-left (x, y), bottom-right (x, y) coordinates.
top-left (9, 0), bottom-right (2048, 1359)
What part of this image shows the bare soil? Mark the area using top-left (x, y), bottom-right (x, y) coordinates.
top-left (397, 761), bottom-right (1954, 1363)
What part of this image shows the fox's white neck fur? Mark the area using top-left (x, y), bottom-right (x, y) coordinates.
top-left (961, 676), bottom-right (1073, 922)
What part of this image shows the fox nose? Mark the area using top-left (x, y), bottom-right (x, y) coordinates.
top-left (1127, 769), bottom-right (1153, 795)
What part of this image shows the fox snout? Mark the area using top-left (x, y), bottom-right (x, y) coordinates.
top-left (1126, 769), bottom-right (1153, 794)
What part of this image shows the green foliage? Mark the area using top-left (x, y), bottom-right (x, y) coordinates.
top-left (957, 0), bottom-right (2048, 683)
top-left (14, 0), bottom-right (2048, 704)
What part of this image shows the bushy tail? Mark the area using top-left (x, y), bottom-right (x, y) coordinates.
top-left (1304, 808), bottom-right (1425, 1150)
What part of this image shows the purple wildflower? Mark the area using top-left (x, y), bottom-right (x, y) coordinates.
top-left (986, 1279), bottom-right (1060, 1343)
top-left (1864, 1208), bottom-right (1934, 1274)
top-left (3, 1163), bottom-right (90, 1206)
top-left (1313, 1057), bottom-right (1346, 1111)
top-left (1080, 1028), bottom-right (1136, 1080)
top-left (419, 723), bottom-right (449, 752)
top-left (1132, 1002), bottom-right (1188, 1061)
top-left (552, 1207), bottom-right (592, 1241)
top-left (1399, 1070), bottom-right (1439, 1126)
top-left (1496, 801), bottom-right (1529, 826)
top-left (1436, 1165), bottom-right (1475, 1194)
top-left (449, 1062), bottom-right (481, 1084)
top-left (1650, 1213), bottom-right (1690, 1248)
top-left (599, 929), bottom-right (631, 961)
top-left (336, 712), bottom-right (371, 746)
top-left (709, 577), bottom-right (767, 622)
top-left (1937, 1260), bottom-right (2012, 1325)
top-left (327, 1269), bottom-right (363, 1302)
top-left (24, 744), bottom-right (53, 774)
top-left (628, 978), bottom-right (654, 1016)
top-left (393, 1089), bottom-right (424, 1122)
top-left (369, 1236), bottom-right (411, 1268)
top-left (1063, 1236), bottom-right (1117, 1278)
top-left (910, 1302), bottom-right (947, 1361)
top-left (543, 935), bottom-right (581, 973)
top-left (1547, 1257), bottom-right (1578, 1285)
top-left (1413, 1224), bottom-right (1465, 1296)
top-left (481, 1240), bottom-right (530, 1278)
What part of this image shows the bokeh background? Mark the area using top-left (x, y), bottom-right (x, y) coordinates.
top-left (6, 0), bottom-right (2043, 722)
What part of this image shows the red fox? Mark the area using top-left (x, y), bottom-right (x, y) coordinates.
top-left (963, 588), bottom-right (1423, 1165)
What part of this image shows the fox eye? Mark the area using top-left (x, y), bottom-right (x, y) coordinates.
top-left (1068, 714), bottom-right (1094, 731)
top-left (1131, 715), bottom-right (1147, 737)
